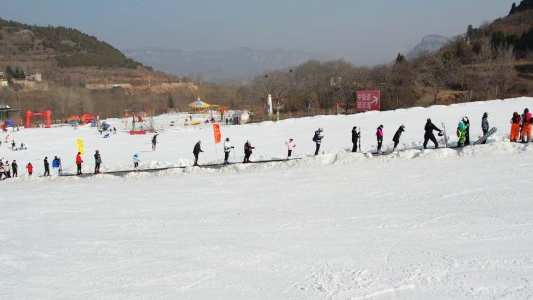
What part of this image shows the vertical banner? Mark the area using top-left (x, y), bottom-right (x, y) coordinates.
top-left (77, 139), bottom-right (85, 155)
top-left (213, 124), bottom-right (221, 144)
top-left (356, 90), bottom-right (381, 112)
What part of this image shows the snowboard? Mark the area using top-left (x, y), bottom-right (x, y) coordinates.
top-left (473, 127), bottom-right (497, 145)
top-left (441, 122), bottom-right (448, 148)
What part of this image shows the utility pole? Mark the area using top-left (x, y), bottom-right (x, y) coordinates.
top-left (288, 68), bottom-right (293, 118)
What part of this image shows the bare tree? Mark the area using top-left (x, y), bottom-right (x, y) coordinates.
top-left (493, 45), bottom-right (517, 99)
top-left (416, 52), bottom-right (460, 104)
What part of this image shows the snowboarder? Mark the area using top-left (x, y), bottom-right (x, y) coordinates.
top-left (392, 125), bottom-right (405, 151)
top-left (510, 112), bottom-right (521, 142)
top-left (286, 138), bottom-right (296, 158)
top-left (94, 150), bottom-right (102, 174)
top-left (152, 133), bottom-right (159, 151)
top-left (521, 108), bottom-right (532, 143)
top-left (76, 152), bottom-right (83, 175)
top-left (376, 125), bottom-right (384, 153)
top-left (43, 157), bottom-right (50, 176)
top-left (133, 154), bottom-right (140, 171)
top-left (52, 156), bottom-right (61, 175)
top-left (313, 128), bottom-right (324, 156)
top-left (457, 121), bottom-right (467, 148)
top-left (423, 118), bottom-right (442, 149)
top-left (481, 112), bottom-right (489, 144)
top-left (463, 116), bottom-right (470, 145)
top-left (26, 162), bottom-right (33, 176)
top-left (351, 126), bottom-right (360, 152)
top-left (11, 160), bottom-right (17, 177)
top-left (223, 138), bottom-right (234, 164)
top-left (243, 140), bottom-right (255, 163)
top-left (193, 141), bottom-right (203, 166)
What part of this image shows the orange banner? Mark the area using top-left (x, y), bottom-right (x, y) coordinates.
top-left (213, 123), bottom-right (221, 144)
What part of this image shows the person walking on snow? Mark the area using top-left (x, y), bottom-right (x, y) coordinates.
top-left (481, 112), bottom-right (490, 144)
top-left (43, 157), bottom-right (50, 176)
top-left (423, 118), bottom-right (442, 149)
top-left (286, 138), bottom-right (296, 158)
top-left (223, 138), bottom-right (234, 164)
top-left (52, 156), bottom-right (60, 175)
top-left (11, 160), bottom-right (17, 177)
top-left (351, 126), bottom-right (360, 152)
top-left (133, 154), bottom-right (140, 171)
top-left (521, 108), bottom-right (532, 143)
top-left (76, 152), bottom-right (83, 175)
top-left (392, 125), bottom-right (405, 151)
top-left (243, 140), bottom-right (255, 163)
top-left (26, 162), bottom-right (33, 176)
top-left (457, 121), bottom-right (467, 148)
top-left (376, 125), bottom-right (384, 153)
top-left (463, 116), bottom-right (471, 145)
top-left (152, 133), bottom-right (159, 151)
top-left (510, 112), bottom-right (521, 142)
top-left (193, 141), bottom-right (203, 166)
top-left (94, 150), bottom-right (102, 174)
top-left (314, 128), bottom-right (324, 156)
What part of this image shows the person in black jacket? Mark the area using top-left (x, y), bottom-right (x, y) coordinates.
top-left (151, 133), bottom-right (159, 151)
top-left (43, 157), bottom-right (50, 176)
top-left (392, 125), bottom-right (405, 151)
top-left (243, 140), bottom-right (255, 163)
top-left (11, 160), bottom-right (17, 177)
top-left (423, 118), bottom-right (442, 149)
top-left (193, 141), bottom-right (203, 166)
top-left (351, 126), bottom-right (360, 152)
top-left (94, 150), bottom-right (102, 174)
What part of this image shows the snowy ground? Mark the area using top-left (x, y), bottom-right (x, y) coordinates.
top-left (1, 98), bottom-right (533, 299)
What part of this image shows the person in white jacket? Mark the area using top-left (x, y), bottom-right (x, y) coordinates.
top-left (133, 154), bottom-right (140, 171)
top-left (286, 138), bottom-right (296, 158)
top-left (223, 138), bottom-right (234, 165)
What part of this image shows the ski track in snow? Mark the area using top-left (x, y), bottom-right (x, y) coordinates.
top-left (1, 98), bottom-right (533, 299)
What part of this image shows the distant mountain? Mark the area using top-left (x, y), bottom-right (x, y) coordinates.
top-left (123, 47), bottom-right (330, 82)
top-left (406, 35), bottom-right (451, 59)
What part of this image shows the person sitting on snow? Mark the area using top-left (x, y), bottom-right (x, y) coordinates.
top-left (103, 133), bottom-right (110, 138)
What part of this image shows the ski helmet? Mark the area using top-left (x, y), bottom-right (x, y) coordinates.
top-left (135, 154), bottom-right (138, 157)
top-left (525, 108), bottom-right (529, 113)
top-left (96, 150), bottom-right (99, 153)
top-left (427, 118), bottom-right (431, 122)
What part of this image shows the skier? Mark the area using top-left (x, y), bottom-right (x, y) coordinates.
top-left (52, 156), bottom-right (60, 175)
top-left (76, 152), bottom-right (83, 175)
top-left (11, 160), bottom-right (17, 177)
top-left (43, 157), bottom-right (50, 176)
top-left (510, 112), bottom-right (521, 142)
top-left (521, 108), bottom-right (532, 143)
top-left (376, 125), bottom-right (384, 153)
top-left (11, 140), bottom-right (15, 150)
top-left (457, 121), bottom-right (467, 148)
top-left (462, 116), bottom-right (470, 145)
top-left (113, 127), bottom-right (117, 134)
top-left (133, 154), bottom-right (140, 171)
top-left (223, 138), bottom-right (234, 164)
top-left (481, 112), bottom-right (489, 144)
top-left (423, 118), bottom-right (442, 149)
top-left (26, 162), bottom-right (33, 176)
top-left (313, 128), bottom-right (324, 156)
top-left (193, 141), bottom-right (203, 166)
top-left (351, 126), bottom-right (360, 152)
top-left (94, 150), bottom-right (102, 174)
top-left (152, 133), bottom-right (159, 151)
top-left (392, 125), bottom-right (405, 151)
top-left (286, 138), bottom-right (296, 158)
top-left (243, 140), bottom-right (255, 163)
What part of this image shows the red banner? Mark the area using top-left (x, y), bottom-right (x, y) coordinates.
top-left (213, 124), bottom-right (221, 144)
top-left (356, 90), bottom-right (380, 112)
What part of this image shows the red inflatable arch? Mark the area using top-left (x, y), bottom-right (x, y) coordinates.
top-left (26, 110), bottom-right (51, 128)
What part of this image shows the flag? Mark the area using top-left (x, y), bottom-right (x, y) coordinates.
top-left (213, 124), bottom-right (221, 144)
top-left (77, 139), bottom-right (85, 155)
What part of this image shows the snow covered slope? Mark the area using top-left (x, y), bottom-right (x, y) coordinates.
top-left (1, 98), bottom-right (533, 299)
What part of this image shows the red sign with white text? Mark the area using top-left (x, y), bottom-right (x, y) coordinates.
top-left (356, 90), bottom-right (380, 112)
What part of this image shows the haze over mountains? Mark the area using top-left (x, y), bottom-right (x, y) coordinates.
top-left (124, 34), bottom-right (450, 81)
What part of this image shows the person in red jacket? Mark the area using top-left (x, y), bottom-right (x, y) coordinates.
top-left (521, 108), bottom-right (532, 143)
top-left (26, 162), bottom-right (33, 176)
top-left (76, 152), bottom-right (83, 175)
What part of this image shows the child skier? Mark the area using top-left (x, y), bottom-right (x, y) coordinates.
top-left (133, 154), bottom-right (140, 171)
top-left (510, 112), bottom-right (521, 142)
top-left (243, 140), bottom-right (255, 163)
top-left (351, 127), bottom-right (360, 152)
top-left (223, 138), bottom-right (234, 164)
top-left (11, 160), bottom-right (17, 177)
top-left (26, 162), bottom-right (33, 176)
top-left (152, 134), bottom-right (159, 151)
top-left (52, 156), bottom-right (61, 175)
top-left (76, 152), bottom-right (83, 175)
top-left (286, 138), bottom-right (296, 158)
top-left (392, 125), bottom-right (405, 151)
top-left (94, 150), bottom-right (102, 174)
top-left (521, 108), bottom-right (532, 143)
top-left (313, 128), bottom-right (324, 156)
top-left (193, 141), bottom-right (203, 166)
top-left (376, 125), bottom-right (384, 153)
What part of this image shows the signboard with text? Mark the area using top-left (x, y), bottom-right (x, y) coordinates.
top-left (356, 90), bottom-right (380, 112)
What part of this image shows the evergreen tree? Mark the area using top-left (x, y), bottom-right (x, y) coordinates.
top-left (395, 53), bottom-right (406, 64)
top-left (167, 94), bottom-right (175, 108)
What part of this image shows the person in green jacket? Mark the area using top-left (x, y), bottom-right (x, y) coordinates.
top-left (457, 121), bottom-right (467, 148)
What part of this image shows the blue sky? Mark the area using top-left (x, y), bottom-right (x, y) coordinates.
top-left (0, 0), bottom-right (515, 65)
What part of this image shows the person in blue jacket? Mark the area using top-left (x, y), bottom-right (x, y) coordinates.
top-left (52, 156), bottom-right (61, 175)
